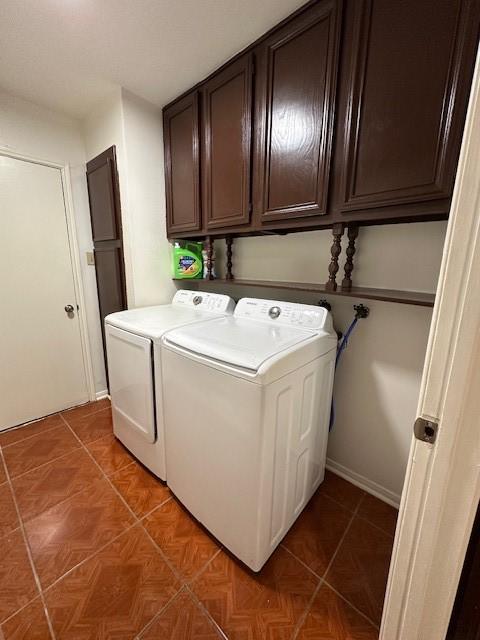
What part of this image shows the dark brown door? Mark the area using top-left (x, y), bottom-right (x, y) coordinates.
top-left (163, 91), bottom-right (201, 236)
top-left (335, 0), bottom-right (480, 220)
top-left (203, 53), bottom-right (254, 230)
top-left (253, 0), bottom-right (342, 224)
top-left (447, 501), bottom-right (480, 639)
top-left (86, 146), bottom-right (127, 374)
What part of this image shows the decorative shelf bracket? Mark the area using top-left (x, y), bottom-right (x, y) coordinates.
top-left (206, 235), bottom-right (215, 280)
top-left (325, 223), bottom-right (345, 291)
top-left (341, 224), bottom-right (359, 291)
top-left (226, 236), bottom-right (234, 280)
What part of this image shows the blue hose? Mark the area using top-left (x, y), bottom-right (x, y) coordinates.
top-left (329, 316), bottom-right (359, 431)
top-left (335, 317), bottom-right (358, 366)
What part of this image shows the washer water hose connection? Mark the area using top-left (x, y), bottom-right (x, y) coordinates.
top-left (327, 303), bottom-right (370, 431)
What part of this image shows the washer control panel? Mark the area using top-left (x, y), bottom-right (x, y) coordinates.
top-left (172, 290), bottom-right (235, 314)
top-left (235, 298), bottom-right (328, 329)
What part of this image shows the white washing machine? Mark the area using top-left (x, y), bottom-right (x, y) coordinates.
top-left (161, 297), bottom-right (337, 570)
top-left (104, 290), bottom-right (235, 480)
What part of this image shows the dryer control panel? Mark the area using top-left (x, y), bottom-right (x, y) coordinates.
top-left (234, 298), bottom-right (331, 330)
top-left (172, 290), bottom-right (235, 314)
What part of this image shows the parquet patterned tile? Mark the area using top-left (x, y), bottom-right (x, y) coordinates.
top-left (326, 517), bottom-right (393, 626)
top-left (12, 448), bottom-right (103, 522)
top-left (60, 399), bottom-right (110, 423)
top-left (140, 590), bottom-right (222, 639)
top-left (2, 426), bottom-right (80, 479)
top-left (111, 462), bottom-right (170, 518)
top-left (0, 483), bottom-right (19, 538)
top-left (64, 408), bottom-right (113, 444)
top-left (282, 493), bottom-right (352, 576)
top-left (25, 478), bottom-right (134, 588)
top-left (192, 546), bottom-right (319, 640)
top-left (357, 495), bottom-right (398, 537)
top-left (0, 428), bottom-right (392, 638)
top-left (1, 598), bottom-right (52, 640)
top-left (296, 584), bottom-right (378, 640)
top-left (97, 397), bottom-right (111, 409)
top-left (318, 472), bottom-right (365, 513)
top-left (45, 525), bottom-right (180, 640)
top-left (0, 529), bottom-right (38, 622)
top-left (144, 498), bottom-right (219, 582)
top-left (0, 414), bottom-right (63, 448)
top-left (0, 458), bottom-right (6, 485)
top-left (86, 434), bottom-right (134, 476)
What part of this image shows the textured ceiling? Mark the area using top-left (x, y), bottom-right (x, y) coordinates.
top-left (0, 0), bottom-right (305, 118)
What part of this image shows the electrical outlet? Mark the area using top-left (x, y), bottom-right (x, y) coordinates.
top-left (86, 251), bottom-right (95, 266)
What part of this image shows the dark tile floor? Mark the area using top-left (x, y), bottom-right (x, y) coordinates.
top-left (0, 399), bottom-right (397, 639)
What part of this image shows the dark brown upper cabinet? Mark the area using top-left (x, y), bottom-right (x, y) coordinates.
top-left (163, 0), bottom-right (480, 239)
top-left (202, 54), bottom-right (254, 230)
top-left (333, 0), bottom-right (480, 223)
top-left (163, 91), bottom-right (201, 235)
top-left (253, 0), bottom-right (342, 225)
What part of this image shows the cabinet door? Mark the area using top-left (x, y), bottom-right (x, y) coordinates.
top-left (337, 0), bottom-right (480, 216)
top-left (254, 0), bottom-right (342, 224)
top-left (163, 91), bottom-right (201, 235)
top-left (203, 54), bottom-right (253, 229)
top-left (86, 146), bottom-right (127, 378)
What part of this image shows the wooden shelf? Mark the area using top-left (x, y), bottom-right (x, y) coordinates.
top-left (174, 278), bottom-right (435, 307)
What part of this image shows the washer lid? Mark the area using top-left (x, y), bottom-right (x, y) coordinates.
top-left (163, 316), bottom-right (319, 371)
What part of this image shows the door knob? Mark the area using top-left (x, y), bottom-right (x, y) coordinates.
top-left (64, 305), bottom-right (74, 313)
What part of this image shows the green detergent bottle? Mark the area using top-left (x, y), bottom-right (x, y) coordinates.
top-left (172, 241), bottom-right (203, 279)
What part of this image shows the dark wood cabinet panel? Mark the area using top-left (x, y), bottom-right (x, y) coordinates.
top-left (335, 0), bottom-right (480, 219)
top-left (164, 0), bottom-right (480, 239)
top-left (86, 146), bottom-right (127, 380)
top-left (87, 161), bottom-right (118, 242)
top-left (94, 246), bottom-right (127, 316)
top-left (203, 54), bottom-right (253, 229)
top-left (253, 0), bottom-right (342, 224)
top-left (163, 91), bottom-right (201, 234)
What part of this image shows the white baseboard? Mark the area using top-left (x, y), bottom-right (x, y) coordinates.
top-left (326, 457), bottom-right (401, 508)
top-left (95, 389), bottom-right (109, 400)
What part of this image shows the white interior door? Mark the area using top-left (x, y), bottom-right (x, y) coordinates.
top-left (0, 154), bottom-right (89, 430)
top-left (381, 45), bottom-right (480, 639)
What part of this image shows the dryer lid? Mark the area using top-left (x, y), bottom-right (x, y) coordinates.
top-left (163, 316), bottom-right (321, 371)
top-left (105, 306), bottom-right (206, 339)
top-left (104, 291), bottom-right (235, 339)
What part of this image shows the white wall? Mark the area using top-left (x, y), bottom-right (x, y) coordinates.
top-left (83, 89), bottom-right (175, 309)
top-left (0, 88), bottom-right (107, 395)
top-left (120, 89), bottom-right (175, 306)
top-left (82, 89), bottom-right (124, 161)
top-left (197, 221), bottom-right (447, 504)
top-left (82, 89), bottom-right (136, 307)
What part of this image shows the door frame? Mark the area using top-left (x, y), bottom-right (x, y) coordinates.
top-left (381, 45), bottom-right (480, 639)
top-left (0, 146), bottom-right (96, 403)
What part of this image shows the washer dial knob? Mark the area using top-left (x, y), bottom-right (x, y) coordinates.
top-left (268, 306), bottom-right (281, 319)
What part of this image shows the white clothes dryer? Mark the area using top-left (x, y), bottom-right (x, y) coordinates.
top-left (105, 290), bottom-right (235, 480)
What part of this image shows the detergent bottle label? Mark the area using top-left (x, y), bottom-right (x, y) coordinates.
top-left (178, 254), bottom-right (201, 277)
